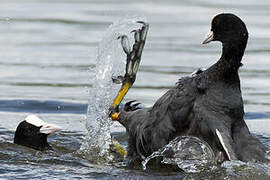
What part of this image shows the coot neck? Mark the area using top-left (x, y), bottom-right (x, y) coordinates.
top-left (203, 37), bottom-right (248, 85)
top-left (207, 38), bottom-right (247, 83)
top-left (219, 37), bottom-right (247, 72)
top-left (40, 135), bottom-right (52, 151)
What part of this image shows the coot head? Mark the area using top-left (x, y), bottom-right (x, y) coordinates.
top-left (203, 13), bottom-right (248, 45)
top-left (14, 114), bottom-right (61, 151)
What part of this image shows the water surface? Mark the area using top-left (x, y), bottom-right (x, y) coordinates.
top-left (0, 0), bottom-right (270, 179)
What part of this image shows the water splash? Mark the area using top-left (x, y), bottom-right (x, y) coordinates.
top-left (141, 136), bottom-right (270, 176)
top-left (142, 136), bottom-right (216, 173)
top-left (80, 16), bottom-right (146, 163)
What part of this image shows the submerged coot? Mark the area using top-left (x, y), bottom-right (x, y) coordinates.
top-left (14, 114), bottom-right (61, 151)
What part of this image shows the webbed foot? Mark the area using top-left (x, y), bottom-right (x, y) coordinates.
top-left (109, 21), bottom-right (149, 119)
top-left (110, 139), bottom-right (127, 157)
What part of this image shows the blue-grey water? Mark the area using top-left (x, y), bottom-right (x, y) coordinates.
top-left (1, 0), bottom-right (270, 179)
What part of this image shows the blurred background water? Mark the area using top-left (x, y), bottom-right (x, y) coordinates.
top-left (0, 0), bottom-right (270, 179)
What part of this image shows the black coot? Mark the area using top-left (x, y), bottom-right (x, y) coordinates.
top-left (110, 13), bottom-right (268, 163)
top-left (14, 114), bottom-right (61, 151)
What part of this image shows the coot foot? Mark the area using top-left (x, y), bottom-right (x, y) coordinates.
top-left (109, 21), bottom-right (149, 119)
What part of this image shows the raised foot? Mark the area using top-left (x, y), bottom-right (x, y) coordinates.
top-left (124, 100), bottom-right (141, 111)
top-left (109, 21), bottom-right (149, 118)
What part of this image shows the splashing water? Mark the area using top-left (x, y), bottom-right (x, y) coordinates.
top-left (80, 16), bottom-right (146, 163)
top-left (142, 136), bottom-right (270, 176)
top-left (142, 136), bottom-right (216, 173)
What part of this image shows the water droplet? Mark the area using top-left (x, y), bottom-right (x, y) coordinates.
top-left (4, 17), bottom-right (11, 23)
top-left (142, 136), bottom-right (216, 172)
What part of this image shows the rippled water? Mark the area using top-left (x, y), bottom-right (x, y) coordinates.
top-left (1, 0), bottom-right (270, 179)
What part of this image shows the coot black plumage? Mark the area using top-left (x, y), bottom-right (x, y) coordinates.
top-left (14, 114), bottom-right (61, 151)
top-left (109, 14), bottom-right (268, 163)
